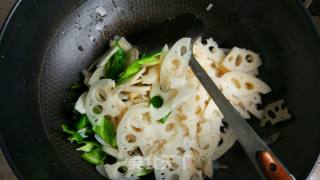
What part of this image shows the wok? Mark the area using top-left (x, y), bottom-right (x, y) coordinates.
top-left (0, 0), bottom-right (320, 179)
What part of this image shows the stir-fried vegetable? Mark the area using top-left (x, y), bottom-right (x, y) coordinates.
top-left (75, 115), bottom-right (90, 130)
top-left (81, 148), bottom-right (106, 165)
top-left (117, 51), bottom-right (161, 84)
top-left (93, 116), bottom-right (117, 147)
top-left (62, 124), bottom-right (84, 144)
top-left (62, 115), bottom-right (108, 165)
top-left (77, 141), bottom-right (100, 152)
top-left (105, 47), bottom-right (127, 80)
top-left (61, 38), bottom-right (173, 178)
top-left (77, 128), bottom-right (93, 138)
top-left (159, 112), bottom-right (171, 124)
top-left (150, 96), bottom-right (164, 108)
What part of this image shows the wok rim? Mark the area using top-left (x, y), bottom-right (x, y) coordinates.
top-left (0, 1), bottom-right (25, 179)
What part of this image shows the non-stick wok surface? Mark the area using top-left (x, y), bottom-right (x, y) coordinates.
top-left (1, 0), bottom-right (320, 179)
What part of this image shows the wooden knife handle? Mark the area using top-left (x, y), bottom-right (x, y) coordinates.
top-left (257, 151), bottom-right (293, 180)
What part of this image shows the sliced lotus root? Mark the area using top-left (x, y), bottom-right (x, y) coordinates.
top-left (212, 125), bottom-right (236, 161)
top-left (75, 92), bottom-right (87, 114)
top-left (202, 158), bottom-right (213, 178)
top-left (195, 116), bottom-right (221, 162)
top-left (221, 71), bottom-right (271, 96)
top-left (104, 160), bottom-right (128, 179)
top-left (260, 99), bottom-right (292, 127)
top-left (155, 149), bottom-right (203, 180)
top-left (117, 37), bottom-right (133, 51)
top-left (85, 79), bottom-right (126, 125)
top-left (219, 90), bottom-right (251, 119)
top-left (239, 93), bottom-right (264, 119)
top-left (149, 83), bottom-right (173, 122)
top-left (222, 47), bottom-right (262, 73)
top-left (179, 152), bottom-right (203, 180)
top-left (203, 99), bottom-right (223, 120)
top-left (160, 38), bottom-right (191, 90)
top-left (117, 103), bottom-right (156, 156)
top-left (141, 66), bottom-right (159, 85)
top-left (87, 47), bottom-right (120, 85)
top-left (104, 158), bottom-right (146, 179)
top-left (247, 69), bottom-right (259, 76)
top-left (193, 37), bottom-right (225, 67)
top-left (154, 156), bottom-right (182, 180)
top-left (127, 47), bottom-right (140, 65)
top-left (149, 82), bottom-right (194, 122)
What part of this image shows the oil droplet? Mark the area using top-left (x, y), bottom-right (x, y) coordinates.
top-left (78, 45), bottom-right (84, 51)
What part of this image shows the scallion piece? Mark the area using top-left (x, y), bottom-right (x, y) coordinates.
top-left (77, 141), bottom-right (100, 152)
top-left (159, 112), bottom-right (171, 124)
top-left (105, 47), bottom-right (127, 80)
top-left (75, 115), bottom-right (90, 130)
top-left (81, 148), bottom-right (106, 165)
top-left (150, 96), bottom-right (164, 108)
top-left (93, 116), bottom-right (117, 147)
top-left (117, 51), bottom-right (161, 84)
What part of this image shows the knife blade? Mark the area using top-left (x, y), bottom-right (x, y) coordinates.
top-left (188, 54), bottom-right (294, 180)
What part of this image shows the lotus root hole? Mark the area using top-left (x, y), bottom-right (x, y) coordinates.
top-left (118, 166), bottom-right (127, 173)
top-left (197, 123), bottom-right (202, 133)
top-left (245, 82), bottom-right (254, 90)
top-left (171, 59), bottom-right (181, 70)
top-left (125, 134), bottom-right (137, 143)
top-left (246, 54), bottom-right (254, 63)
top-left (235, 55), bottom-right (243, 66)
top-left (95, 89), bottom-right (107, 102)
top-left (131, 125), bottom-right (143, 132)
top-left (93, 105), bottom-right (103, 114)
top-left (142, 112), bottom-right (151, 122)
top-left (218, 138), bottom-right (223, 146)
top-left (267, 110), bottom-right (276, 119)
top-left (195, 106), bottom-right (202, 115)
top-left (201, 38), bottom-right (207, 45)
top-left (165, 123), bottom-right (175, 131)
top-left (176, 114), bottom-right (187, 121)
top-left (170, 89), bottom-right (178, 97)
top-left (209, 46), bottom-right (215, 53)
top-left (180, 46), bottom-right (188, 56)
top-left (231, 78), bottom-right (241, 89)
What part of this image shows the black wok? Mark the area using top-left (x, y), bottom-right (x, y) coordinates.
top-left (1, 0), bottom-right (320, 179)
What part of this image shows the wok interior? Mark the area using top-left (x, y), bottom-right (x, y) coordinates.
top-left (33, 0), bottom-right (320, 179)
